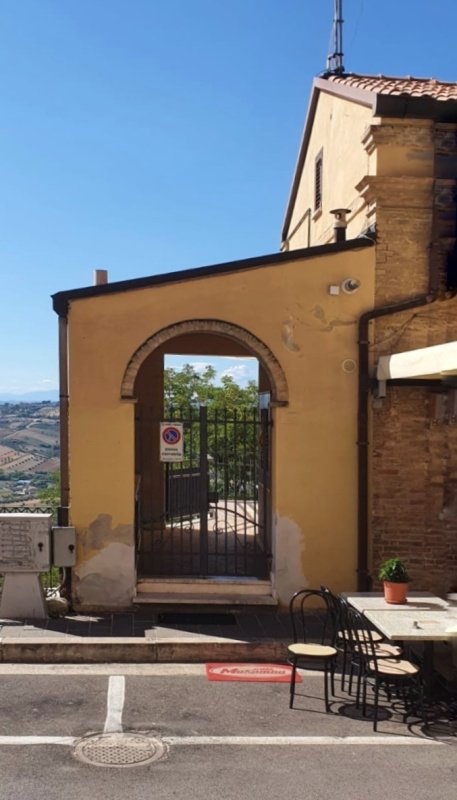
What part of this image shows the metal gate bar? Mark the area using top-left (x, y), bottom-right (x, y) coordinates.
top-left (199, 405), bottom-right (208, 574)
top-left (136, 405), bottom-right (271, 578)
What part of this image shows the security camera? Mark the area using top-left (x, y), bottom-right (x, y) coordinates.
top-left (341, 278), bottom-right (361, 294)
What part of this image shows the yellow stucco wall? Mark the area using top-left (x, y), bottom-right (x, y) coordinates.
top-left (67, 246), bottom-right (375, 609)
top-left (286, 92), bottom-right (374, 249)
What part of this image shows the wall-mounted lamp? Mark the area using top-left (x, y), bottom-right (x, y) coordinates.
top-left (341, 277), bottom-right (361, 294)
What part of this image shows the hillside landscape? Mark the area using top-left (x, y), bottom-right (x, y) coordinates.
top-left (0, 402), bottom-right (59, 507)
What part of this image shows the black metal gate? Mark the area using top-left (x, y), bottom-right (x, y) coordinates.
top-left (136, 405), bottom-right (271, 578)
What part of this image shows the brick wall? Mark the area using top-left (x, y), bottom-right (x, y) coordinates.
top-left (372, 365), bottom-right (457, 593)
top-left (368, 119), bottom-right (457, 593)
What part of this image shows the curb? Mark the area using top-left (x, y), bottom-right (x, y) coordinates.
top-left (0, 637), bottom-right (289, 664)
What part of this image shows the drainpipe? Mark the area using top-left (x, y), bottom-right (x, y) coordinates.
top-left (357, 292), bottom-right (436, 591)
top-left (57, 314), bottom-right (70, 528)
top-left (57, 269), bottom-right (108, 525)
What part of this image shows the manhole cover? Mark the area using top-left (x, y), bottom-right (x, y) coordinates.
top-left (73, 733), bottom-right (167, 767)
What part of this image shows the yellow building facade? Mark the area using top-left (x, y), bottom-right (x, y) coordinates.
top-left (53, 72), bottom-right (457, 610)
top-left (53, 242), bottom-right (374, 610)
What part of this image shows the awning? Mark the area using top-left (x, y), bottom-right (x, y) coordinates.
top-left (377, 341), bottom-right (457, 381)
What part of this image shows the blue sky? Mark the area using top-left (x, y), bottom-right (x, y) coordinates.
top-left (1, 0), bottom-right (456, 395)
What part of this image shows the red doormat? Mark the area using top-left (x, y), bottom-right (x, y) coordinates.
top-left (205, 663), bottom-right (302, 683)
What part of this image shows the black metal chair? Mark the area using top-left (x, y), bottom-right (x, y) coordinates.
top-left (345, 605), bottom-right (422, 731)
top-left (287, 588), bottom-right (338, 712)
top-left (321, 587), bottom-right (401, 694)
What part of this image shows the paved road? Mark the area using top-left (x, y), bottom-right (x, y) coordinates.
top-left (0, 664), bottom-right (455, 800)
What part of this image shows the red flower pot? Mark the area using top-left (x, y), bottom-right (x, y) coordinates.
top-left (383, 581), bottom-right (408, 604)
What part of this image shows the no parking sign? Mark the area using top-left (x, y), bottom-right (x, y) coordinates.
top-left (160, 422), bottom-right (184, 462)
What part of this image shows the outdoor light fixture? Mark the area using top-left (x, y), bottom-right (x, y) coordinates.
top-left (341, 277), bottom-right (361, 294)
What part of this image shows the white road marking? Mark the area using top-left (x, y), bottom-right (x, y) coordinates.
top-left (0, 664), bottom-right (207, 676)
top-left (0, 734), bottom-right (442, 747)
top-left (0, 736), bottom-right (76, 746)
top-left (104, 676), bottom-right (125, 733)
top-left (163, 735), bottom-right (442, 746)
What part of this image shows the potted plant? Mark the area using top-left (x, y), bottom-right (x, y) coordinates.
top-left (378, 557), bottom-right (409, 604)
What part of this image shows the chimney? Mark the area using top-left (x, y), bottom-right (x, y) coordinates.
top-left (330, 208), bottom-right (351, 243)
top-left (93, 269), bottom-right (108, 286)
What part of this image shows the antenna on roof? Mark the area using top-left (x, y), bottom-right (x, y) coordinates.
top-left (326, 0), bottom-right (345, 75)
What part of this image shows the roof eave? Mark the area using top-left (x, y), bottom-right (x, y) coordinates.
top-left (51, 236), bottom-right (374, 317)
top-left (374, 93), bottom-right (457, 121)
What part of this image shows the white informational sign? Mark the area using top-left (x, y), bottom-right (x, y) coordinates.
top-left (160, 422), bottom-right (184, 462)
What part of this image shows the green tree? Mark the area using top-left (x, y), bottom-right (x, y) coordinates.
top-left (164, 365), bottom-right (257, 414)
top-left (163, 365), bottom-right (261, 500)
top-left (38, 471), bottom-right (60, 512)
top-left (164, 364), bottom-right (217, 411)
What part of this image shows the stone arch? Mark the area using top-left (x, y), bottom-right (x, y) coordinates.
top-left (121, 319), bottom-right (288, 403)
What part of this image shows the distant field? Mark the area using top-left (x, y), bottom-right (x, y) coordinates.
top-left (0, 445), bottom-right (23, 466)
top-left (0, 453), bottom-right (44, 473)
top-left (0, 444), bottom-right (17, 458)
top-left (0, 403), bottom-right (60, 499)
top-left (30, 457), bottom-right (60, 473)
top-left (8, 428), bottom-right (58, 446)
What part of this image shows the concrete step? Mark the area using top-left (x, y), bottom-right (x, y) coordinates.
top-left (134, 592), bottom-right (278, 606)
top-left (136, 577), bottom-right (273, 597)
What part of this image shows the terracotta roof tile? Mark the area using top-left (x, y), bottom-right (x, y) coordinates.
top-left (328, 73), bottom-right (457, 102)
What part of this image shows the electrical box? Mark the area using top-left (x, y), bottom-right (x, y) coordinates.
top-left (52, 526), bottom-right (76, 567)
top-left (0, 513), bottom-right (51, 572)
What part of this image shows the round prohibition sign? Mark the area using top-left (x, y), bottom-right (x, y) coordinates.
top-left (162, 425), bottom-right (182, 445)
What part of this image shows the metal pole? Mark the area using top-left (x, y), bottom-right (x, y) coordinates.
top-left (326, 0), bottom-right (345, 75)
top-left (199, 405), bottom-right (209, 574)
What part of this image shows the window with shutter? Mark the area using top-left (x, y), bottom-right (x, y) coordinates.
top-left (314, 150), bottom-right (323, 213)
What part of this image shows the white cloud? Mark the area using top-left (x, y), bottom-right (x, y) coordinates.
top-left (221, 364), bottom-right (248, 381)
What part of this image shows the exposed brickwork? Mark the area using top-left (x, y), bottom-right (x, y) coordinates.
top-left (120, 318), bottom-right (289, 404)
top-left (372, 349), bottom-right (457, 593)
top-left (363, 121), bottom-right (433, 150)
top-left (368, 115), bottom-right (457, 593)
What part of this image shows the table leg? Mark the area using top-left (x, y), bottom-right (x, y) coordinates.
top-left (422, 642), bottom-right (435, 692)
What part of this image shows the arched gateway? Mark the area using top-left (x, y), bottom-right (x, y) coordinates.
top-left (121, 320), bottom-right (288, 580)
top-left (121, 319), bottom-right (289, 403)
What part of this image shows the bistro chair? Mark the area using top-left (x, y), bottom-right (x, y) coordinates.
top-left (341, 597), bottom-right (404, 700)
top-left (287, 588), bottom-right (338, 712)
top-left (320, 587), bottom-right (391, 694)
top-left (345, 605), bottom-right (422, 731)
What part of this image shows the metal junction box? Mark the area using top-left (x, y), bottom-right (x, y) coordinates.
top-left (0, 513), bottom-right (51, 573)
top-left (52, 526), bottom-right (76, 567)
